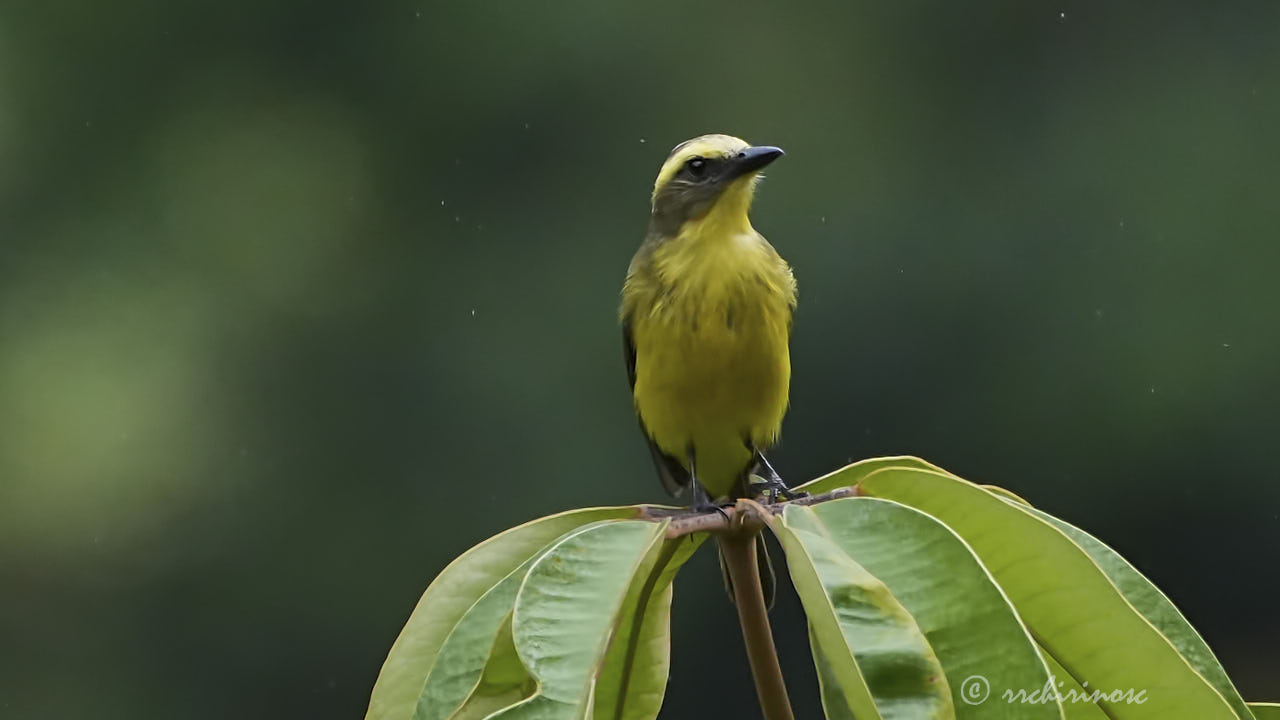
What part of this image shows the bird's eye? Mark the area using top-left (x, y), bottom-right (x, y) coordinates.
top-left (685, 157), bottom-right (707, 178)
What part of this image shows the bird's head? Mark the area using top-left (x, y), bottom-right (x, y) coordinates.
top-left (649, 134), bottom-right (784, 236)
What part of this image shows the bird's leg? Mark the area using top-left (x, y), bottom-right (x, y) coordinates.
top-left (746, 448), bottom-right (808, 504)
top-left (690, 482), bottom-right (729, 519)
top-left (688, 449), bottom-right (729, 519)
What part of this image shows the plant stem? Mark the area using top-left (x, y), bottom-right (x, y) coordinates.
top-left (644, 486), bottom-right (857, 539)
top-left (719, 529), bottom-right (795, 720)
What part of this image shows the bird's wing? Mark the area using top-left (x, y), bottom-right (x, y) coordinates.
top-left (623, 319), bottom-right (691, 498)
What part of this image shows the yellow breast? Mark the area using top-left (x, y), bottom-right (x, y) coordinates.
top-left (626, 222), bottom-right (796, 497)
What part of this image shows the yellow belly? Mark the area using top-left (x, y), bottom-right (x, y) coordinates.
top-left (631, 297), bottom-right (791, 498)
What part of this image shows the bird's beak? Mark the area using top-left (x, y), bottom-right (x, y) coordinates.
top-left (725, 145), bottom-right (785, 180)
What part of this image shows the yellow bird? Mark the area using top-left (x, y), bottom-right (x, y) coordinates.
top-left (621, 134), bottom-right (798, 508)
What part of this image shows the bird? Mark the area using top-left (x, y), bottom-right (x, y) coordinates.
top-left (620, 132), bottom-right (799, 513)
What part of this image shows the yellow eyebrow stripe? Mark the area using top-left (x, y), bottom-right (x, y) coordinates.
top-left (651, 134), bottom-right (749, 201)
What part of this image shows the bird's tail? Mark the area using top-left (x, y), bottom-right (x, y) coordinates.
top-left (717, 533), bottom-right (776, 611)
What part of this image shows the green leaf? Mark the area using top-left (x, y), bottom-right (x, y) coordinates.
top-left (810, 623), bottom-right (857, 720)
top-left (449, 614), bottom-right (535, 719)
top-left (1036, 643), bottom-right (1109, 720)
top-left (450, 689), bottom-right (527, 720)
top-left (593, 535), bottom-right (705, 720)
top-left (979, 484), bottom-right (1031, 506)
top-left (367, 506), bottom-right (637, 720)
top-left (475, 612), bottom-right (531, 691)
top-left (413, 559), bottom-right (534, 719)
top-left (490, 519), bottom-right (668, 719)
top-left (800, 496), bottom-right (1062, 720)
top-left (794, 455), bottom-right (948, 496)
top-left (1249, 704), bottom-right (1280, 720)
top-left (1027, 505), bottom-right (1254, 720)
top-left (859, 468), bottom-right (1239, 720)
top-left (775, 503), bottom-right (955, 720)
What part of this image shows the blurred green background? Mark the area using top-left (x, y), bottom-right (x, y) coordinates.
top-left (2, 0), bottom-right (1277, 717)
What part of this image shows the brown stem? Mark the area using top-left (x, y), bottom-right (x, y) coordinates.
top-left (635, 492), bottom-right (856, 718)
top-left (718, 504), bottom-right (795, 720)
top-left (638, 486), bottom-right (857, 539)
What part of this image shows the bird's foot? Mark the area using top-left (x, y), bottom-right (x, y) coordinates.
top-left (689, 480), bottom-right (730, 519)
top-left (747, 475), bottom-right (809, 504)
top-left (691, 500), bottom-right (732, 520)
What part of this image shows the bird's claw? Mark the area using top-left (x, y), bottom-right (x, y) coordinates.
top-left (748, 477), bottom-right (808, 504)
top-left (692, 501), bottom-right (731, 520)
